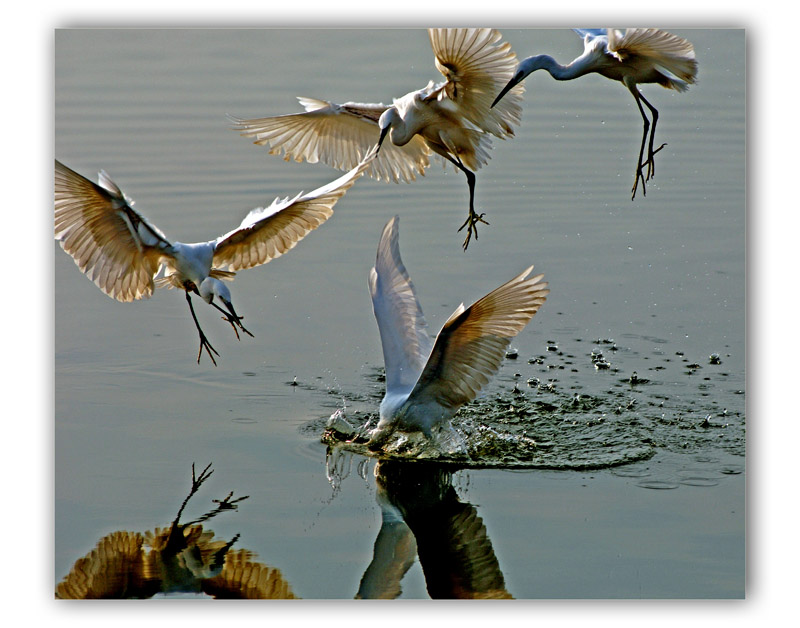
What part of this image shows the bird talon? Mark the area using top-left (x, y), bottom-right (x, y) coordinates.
top-left (458, 211), bottom-right (488, 250)
top-left (197, 335), bottom-right (219, 366)
top-left (631, 168), bottom-right (647, 200)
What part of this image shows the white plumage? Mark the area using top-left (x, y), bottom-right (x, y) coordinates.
top-left (367, 215), bottom-right (548, 448)
top-left (231, 28), bottom-right (525, 250)
top-left (492, 28), bottom-right (698, 199)
top-left (55, 149), bottom-right (375, 365)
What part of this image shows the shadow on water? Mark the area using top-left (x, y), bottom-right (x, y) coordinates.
top-left (55, 464), bottom-right (296, 600)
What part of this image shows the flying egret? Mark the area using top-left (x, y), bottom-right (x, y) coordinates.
top-left (230, 28), bottom-right (525, 250)
top-left (366, 215), bottom-right (548, 449)
top-left (55, 149), bottom-right (375, 365)
top-left (491, 28), bottom-right (698, 199)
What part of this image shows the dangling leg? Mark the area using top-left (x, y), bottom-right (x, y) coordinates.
top-left (185, 290), bottom-right (219, 366)
top-left (456, 167), bottom-right (485, 251)
top-left (628, 84), bottom-right (651, 200)
top-left (639, 91), bottom-right (666, 182)
top-left (438, 152), bottom-right (487, 250)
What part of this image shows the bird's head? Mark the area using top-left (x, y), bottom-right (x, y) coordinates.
top-left (491, 59), bottom-right (536, 108)
top-left (377, 107), bottom-right (400, 150)
top-left (492, 55), bottom-right (553, 107)
top-left (199, 277), bottom-right (233, 311)
top-left (199, 277), bottom-right (254, 339)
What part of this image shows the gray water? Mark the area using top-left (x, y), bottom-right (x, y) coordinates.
top-left (54, 28), bottom-right (745, 598)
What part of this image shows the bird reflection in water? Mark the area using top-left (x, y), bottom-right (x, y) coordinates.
top-left (56, 463), bottom-right (296, 599)
top-left (354, 459), bottom-right (512, 599)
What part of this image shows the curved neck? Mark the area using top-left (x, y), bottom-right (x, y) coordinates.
top-left (380, 107), bottom-right (414, 147)
top-left (522, 54), bottom-right (592, 81)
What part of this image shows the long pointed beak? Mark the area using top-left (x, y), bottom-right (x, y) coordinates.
top-left (377, 124), bottom-right (390, 153)
top-left (223, 299), bottom-right (254, 338)
top-left (221, 298), bottom-right (238, 320)
top-left (491, 76), bottom-right (521, 109)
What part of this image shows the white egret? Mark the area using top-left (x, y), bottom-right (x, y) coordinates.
top-left (55, 149), bottom-right (375, 365)
top-left (366, 215), bottom-right (548, 449)
top-left (492, 28), bottom-right (698, 199)
top-left (231, 28), bottom-right (525, 250)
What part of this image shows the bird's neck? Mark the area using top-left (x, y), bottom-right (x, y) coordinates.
top-left (523, 54), bottom-right (592, 81)
top-left (380, 106), bottom-right (416, 147)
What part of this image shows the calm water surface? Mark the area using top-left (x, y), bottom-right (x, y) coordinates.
top-left (54, 29), bottom-right (745, 598)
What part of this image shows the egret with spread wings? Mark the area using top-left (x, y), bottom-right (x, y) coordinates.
top-left (492, 28), bottom-right (697, 199)
top-left (231, 28), bottom-right (524, 250)
top-left (366, 216), bottom-right (548, 449)
top-left (55, 150), bottom-right (374, 365)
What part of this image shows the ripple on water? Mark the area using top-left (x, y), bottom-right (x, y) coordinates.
top-left (636, 480), bottom-right (680, 490)
top-left (678, 476), bottom-right (721, 487)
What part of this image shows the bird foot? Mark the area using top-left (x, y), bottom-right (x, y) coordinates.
top-left (221, 313), bottom-right (254, 340)
top-left (631, 143), bottom-right (668, 200)
top-left (197, 332), bottom-right (220, 366)
top-left (631, 166), bottom-right (648, 200)
top-left (646, 142), bottom-right (667, 182)
top-left (457, 211), bottom-right (489, 251)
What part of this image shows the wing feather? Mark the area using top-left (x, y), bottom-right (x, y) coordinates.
top-left (407, 265), bottom-right (549, 412)
top-left (230, 99), bottom-right (431, 183)
top-left (607, 28), bottom-right (698, 87)
top-left (54, 160), bottom-right (171, 302)
top-left (200, 549), bottom-right (297, 599)
top-left (369, 216), bottom-right (435, 393)
top-left (429, 28), bottom-right (524, 138)
top-left (211, 148), bottom-right (375, 271)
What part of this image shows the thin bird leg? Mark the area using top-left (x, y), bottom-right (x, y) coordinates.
top-left (185, 291), bottom-right (219, 366)
top-left (439, 152), bottom-right (487, 250)
top-left (165, 462), bottom-right (214, 553)
top-left (638, 91), bottom-right (665, 182)
top-left (629, 85), bottom-right (651, 201)
top-left (210, 301), bottom-right (254, 339)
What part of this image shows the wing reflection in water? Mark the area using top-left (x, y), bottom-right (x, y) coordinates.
top-left (356, 459), bottom-right (512, 599)
top-left (56, 463), bottom-right (297, 599)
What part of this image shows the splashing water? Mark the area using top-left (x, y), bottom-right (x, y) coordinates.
top-left (306, 334), bottom-right (744, 470)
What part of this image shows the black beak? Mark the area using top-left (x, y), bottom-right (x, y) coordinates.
top-left (491, 75), bottom-right (520, 109)
top-left (377, 124), bottom-right (390, 152)
top-left (212, 299), bottom-right (254, 338)
top-left (221, 298), bottom-right (239, 321)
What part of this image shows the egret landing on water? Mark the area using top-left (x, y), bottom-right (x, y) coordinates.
top-left (492, 28), bottom-right (697, 199)
top-left (230, 28), bottom-right (525, 250)
top-left (55, 149), bottom-right (375, 365)
top-left (365, 215), bottom-right (549, 450)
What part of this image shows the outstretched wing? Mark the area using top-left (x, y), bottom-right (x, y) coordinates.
top-left (55, 531), bottom-right (153, 599)
top-left (211, 148), bottom-right (376, 271)
top-left (428, 28), bottom-right (524, 138)
top-left (54, 160), bottom-right (172, 302)
top-left (200, 549), bottom-right (297, 599)
top-left (230, 98), bottom-right (431, 183)
top-left (607, 28), bottom-right (698, 88)
top-left (369, 216), bottom-right (435, 394)
top-left (406, 265), bottom-right (549, 413)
